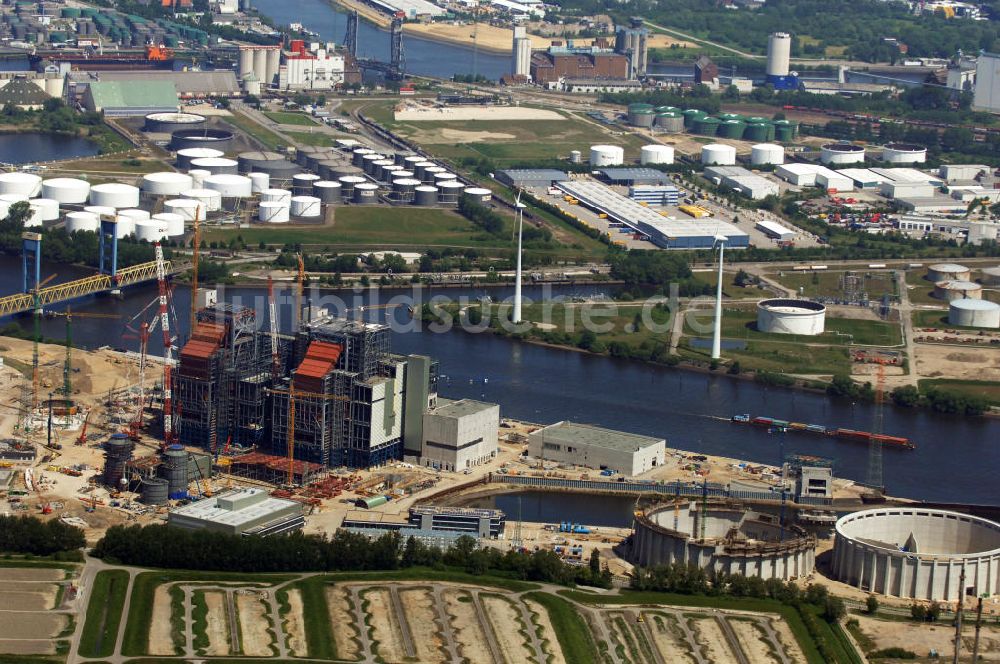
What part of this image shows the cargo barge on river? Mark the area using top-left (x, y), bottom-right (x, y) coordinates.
top-left (731, 414), bottom-right (915, 449)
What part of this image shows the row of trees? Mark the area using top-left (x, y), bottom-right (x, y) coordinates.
top-left (891, 384), bottom-right (989, 415)
top-left (91, 524), bottom-right (612, 587)
top-left (0, 515), bottom-right (85, 558)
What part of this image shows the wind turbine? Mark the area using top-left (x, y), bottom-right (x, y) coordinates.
top-left (711, 233), bottom-right (727, 361)
top-left (513, 189), bottom-right (525, 324)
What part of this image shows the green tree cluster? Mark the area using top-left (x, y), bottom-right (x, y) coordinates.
top-left (0, 514), bottom-right (85, 557)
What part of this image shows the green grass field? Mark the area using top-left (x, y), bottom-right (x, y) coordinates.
top-left (523, 592), bottom-right (599, 664)
top-left (917, 379), bottom-right (1000, 406)
top-left (263, 111), bottom-right (318, 126)
top-left (224, 112), bottom-right (287, 152)
top-left (204, 206), bottom-right (603, 259)
top-left (78, 570), bottom-right (130, 658)
top-left (282, 131), bottom-right (335, 147)
top-left (769, 270), bottom-right (898, 300)
top-left (684, 307), bottom-right (902, 346)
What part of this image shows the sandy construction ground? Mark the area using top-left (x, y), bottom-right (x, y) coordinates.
top-left (443, 591), bottom-right (494, 664)
top-left (915, 343), bottom-right (1000, 381)
top-left (148, 585), bottom-right (176, 656)
top-left (0, 639), bottom-right (55, 655)
top-left (525, 598), bottom-right (567, 664)
top-left (363, 589), bottom-right (408, 663)
top-left (645, 613), bottom-right (696, 664)
top-left (203, 591), bottom-right (230, 656)
top-left (854, 614), bottom-right (1000, 659)
top-left (692, 618), bottom-right (740, 664)
top-left (0, 612), bottom-right (67, 641)
top-left (283, 589), bottom-right (308, 657)
top-left (2, 590), bottom-right (56, 611)
top-left (0, 568), bottom-right (63, 582)
top-left (236, 595), bottom-right (273, 657)
top-left (403, 21), bottom-right (548, 52)
top-left (394, 105), bottom-right (565, 122)
top-left (482, 595), bottom-right (533, 664)
top-left (398, 588), bottom-right (445, 662)
top-left (730, 620), bottom-right (780, 664)
top-left (771, 620), bottom-right (808, 662)
top-left (325, 587), bottom-right (360, 661)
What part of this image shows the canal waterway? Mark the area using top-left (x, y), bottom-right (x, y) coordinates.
top-left (1, 256), bottom-right (997, 505)
top-left (250, 0), bottom-right (511, 80)
top-left (0, 133), bottom-right (99, 164)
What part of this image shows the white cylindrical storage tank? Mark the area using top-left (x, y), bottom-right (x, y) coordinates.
top-left (820, 143), bottom-right (866, 165)
top-left (0, 193), bottom-right (28, 204)
top-left (292, 173), bottom-right (320, 194)
top-left (438, 180), bottom-right (465, 204)
top-left (266, 48), bottom-right (280, 85)
top-left (570, 150), bottom-right (582, 164)
top-left (90, 183), bottom-right (140, 208)
top-left (24, 206), bottom-right (43, 228)
top-left (188, 169), bottom-right (210, 188)
top-left (64, 211), bottom-right (100, 233)
top-left (28, 198), bottom-right (59, 222)
top-left (111, 216), bottom-right (135, 239)
top-left (756, 299), bottom-right (826, 335)
top-left (750, 143), bottom-right (785, 166)
top-left (701, 144), bottom-right (737, 166)
top-left (589, 145), bottom-right (625, 167)
top-left (0, 172), bottom-right (42, 197)
top-left (176, 147), bottom-right (224, 169)
top-left (117, 209), bottom-right (151, 223)
top-left (934, 280), bottom-right (982, 301)
top-left (353, 182), bottom-right (378, 204)
top-left (258, 201), bottom-right (289, 223)
top-left (203, 174), bottom-right (252, 198)
top-left (463, 187), bottom-right (492, 203)
top-left (181, 188), bottom-right (222, 212)
top-left (253, 49), bottom-right (267, 82)
top-left (640, 144), bottom-right (674, 165)
top-left (927, 263), bottom-right (971, 283)
top-left (134, 219), bottom-right (169, 242)
top-left (767, 32), bottom-right (791, 77)
top-left (949, 298), bottom-right (1000, 328)
top-left (982, 266), bottom-right (1000, 286)
top-left (261, 188), bottom-right (292, 204)
top-left (163, 199), bottom-right (200, 221)
top-left (152, 212), bottom-right (186, 237)
top-left (189, 157), bottom-right (239, 175)
top-left (141, 172), bottom-right (194, 196)
top-left (41, 178), bottom-right (90, 204)
top-left (249, 172), bottom-right (270, 193)
top-left (312, 180), bottom-right (342, 204)
top-left (290, 195), bottom-right (321, 217)
top-left (414, 185), bottom-right (438, 206)
top-left (238, 48), bottom-right (254, 77)
top-left (84, 205), bottom-right (116, 219)
top-left (882, 143), bottom-right (927, 164)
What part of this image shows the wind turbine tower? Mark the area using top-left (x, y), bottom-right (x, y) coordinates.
top-left (513, 190), bottom-right (525, 324)
top-left (711, 234), bottom-right (727, 360)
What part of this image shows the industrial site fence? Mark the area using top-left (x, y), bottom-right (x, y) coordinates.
top-left (487, 473), bottom-right (832, 506)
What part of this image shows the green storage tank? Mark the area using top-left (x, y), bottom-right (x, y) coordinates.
top-left (764, 123), bottom-right (777, 142)
top-left (164, 36), bottom-right (179, 47)
top-left (683, 108), bottom-right (707, 128)
top-left (744, 122), bottom-right (769, 142)
top-left (718, 120), bottom-right (746, 139)
top-left (693, 116), bottom-right (722, 136)
top-left (773, 120), bottom-right (797, 142)
top-left (628, 102), bottom-right (654, 113)
top-left (49, 32), bottom-right (67, 43)
top-left (718, 113), bottom-right (743, 122)
top-left (61, 7), bottom-right (80, 18)
top-left (80, 7), bottom-right (98, 16)
top-left (655, 105), bottom-right (679, 113)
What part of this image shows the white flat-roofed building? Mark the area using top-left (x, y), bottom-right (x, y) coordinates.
top-left (756, 219), bottom-right (796, 241)
top-left (836, 168), bottom-right (887, 189)
top-left (775, 163), bottom-right (853, 191)
top-left (939, 164), bottom-right (990, 182)
top-left (421, 398), bottom-right (500, 472)
top-left (704, 166), bottom-right (779, 200)
top-left (168, 488), bottom-right (304, 536)
top-left (556, 179), bottom-right (749, 249)
top-left (973, 51), bottom-right (1000, 113)
top-left (869, 167), bottom-right (942, 185)
top-left (528, 421), bottom-right (666, 476)
top-left (880, 181), bottom-right (936, 199)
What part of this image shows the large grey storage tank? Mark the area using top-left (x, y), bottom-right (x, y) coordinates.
top-left (325, 163), bottom-right (362, 181)
top-left (414, 185), bottom-right (438, 206)
top-left (373, 159), bottom-right (395, 181)
top-left (354, 182), bottom-right (379, 204)
top-left (313, 180), bottom-right (342, 204)
top-left (394, 151), bottom-right (416, 165)
top-left (338, 175), bottom-right (365, 199)
top-left (352, 148), bottom-right (374, 166)
top-left (292, 173), bottom-right (320, 195)
top-left (393, 177), bottom-right (419, 202)
top-left (162, 445), bottom-right (189, 499)
top-left (414, 161), bottom-right (435, 181)
top-left (238, 151), bottom-right (300, 177)
top-left (361, 153), bottom-right (384, 175)
top-left (145, 112), bottom-right (206, 134)
top-left (295, 146), bottom-right (329, 167)
top-left (438, 180), bottom-right (465, 205)
top-left (170, 128), bottom-right (234, 152)
top-left (102, 434), bottom-right (134, 488)
top-left (140, 477), bottom-right (169, 505)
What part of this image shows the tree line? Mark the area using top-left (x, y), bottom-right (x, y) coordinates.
top-left (0, 515), bottom-right (85, 558)
top-left (91, 523), bottom-right (613, 588)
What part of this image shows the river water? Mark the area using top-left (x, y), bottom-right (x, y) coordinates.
top-left (250, 0), bottom-right (511, 80)
top-left (2, 255), bottom-right (997, 505)
top-left (0, 133), bottom-right (99, 164)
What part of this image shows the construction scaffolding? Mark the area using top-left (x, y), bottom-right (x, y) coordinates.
top-left (227, 450), bottom-right (326, 485)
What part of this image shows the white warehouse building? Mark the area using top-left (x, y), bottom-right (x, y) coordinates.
top-left (420, 399), bottom-right (500, 471)
top-left (528, 421), bottom-right (665, 476)
top-left (774, 163), bottom-right (854, 192)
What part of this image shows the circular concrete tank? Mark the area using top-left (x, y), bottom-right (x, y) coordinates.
top-left (934, 280), bottom-right (983, 301)
top-left (927, 263), bottom-right (971, 283)
top-left (833, 508), bottom-right (1000, 600)
top-left (949, 298), bottom-right (1000, 328)
top-left (756, 299), bottom-right (826, 335)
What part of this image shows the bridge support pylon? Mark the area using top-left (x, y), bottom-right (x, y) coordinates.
top-left (98, 218), bottom-right (119, 279)
top-left (21, 232), bottom-right (41, 296)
